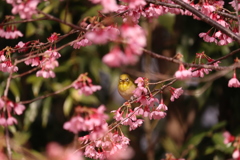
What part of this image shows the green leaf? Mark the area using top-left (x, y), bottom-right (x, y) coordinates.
top-left (162, 136), bottom-right (180, 157)
top-left (60, 9), bottom-right (72, 33)
top-left (23, 101), bottom-right (40, 130)
top-left (210, 121), bottom-right (226, 131)
top-left (26, 75), bottom-right (43, 96)
top-left (81, 5), bottom-right (102, 18)
top-left (158, 13), bottom-right (175, 33)
top-left (205, 146), bottom-right (215, 155)
top-left (71, 89), bottom-right (100, 105)
top-left (26, 22), bottom-right (36, 37)
top-left (13, 131), bottom-right (30, 145)
top-left (42, 97), bottom-right (52, 127)
top-left (9, 79), bottom-right (20, 101)
top-left (63, 96), bottom-right (73, 117)
top-left (187, 132), bottom-right (207, 146)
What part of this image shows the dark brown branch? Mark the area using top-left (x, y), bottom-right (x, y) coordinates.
top-left (37, 10), bottom-right (86, 31)
top-left (170, 0), bottom-right (240, 43)
top-left (19, 83), bottom-right (72, 105)
top-left (0, 17), bottom-right (47, 26)
top-left (142, 48), bottom-right (239, 70)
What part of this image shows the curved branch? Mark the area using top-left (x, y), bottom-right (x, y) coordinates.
top-left (170, 0), bottom-right (240, 43)
top-left (142, 48), bottom-right (240, 70)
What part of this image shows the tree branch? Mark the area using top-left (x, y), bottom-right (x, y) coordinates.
top-left (170, 0), bottom-right (240, 43)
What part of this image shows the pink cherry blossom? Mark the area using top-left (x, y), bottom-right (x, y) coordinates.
top-left (175, 64), bottom-right (192, 80)
top-left (0, 98), bottom-right (26, 126)
top-left (228, 72), bottom-right (240, 88)
top-left (63, 105), bottom-right (108, 138)
top-left (121, 0), bottom-right (146, 9)
top-left (36, 70), bottom-right (55, 78)
top-left (89, 0), bottom-right (119, 13)
top-left (7, 0), bottom-right (40, 19)
top-left (82, 132), bottom-right (130, 159)
top-left (229, 0), bottom-right (240, 11)
top-left (6, 117), bottom-right (18, 126)
top-left (0, 51), bottom-right (6, 62)
top-left (85, 26), bottom-right (119, 44)
top-left (14, 103), bottom-right (25, 115)
top-left (233, 149), bottom-right (240, 160)
top-left (71, 38), bottom-right (92, 49)
top-left (170, 87), bottom-right (184, 102)
top-left (47, 33), bottom-right (59, 43)
top-left (24, 57), bottom-right (40, 67)
top-left (72, 73), bottom-right (101, 96)
top-left (46, 142), bottom-right (83, 160)
top-left (223, 131), bottom-right (235, 144)
top-left (0, 60), bottom-right (18, 73)
top-left (102, 46), bottom-right (125, 67)
top-left (121, 24), bottom-right (146, 55)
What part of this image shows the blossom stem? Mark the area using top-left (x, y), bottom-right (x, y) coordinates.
top-left (19, 83), bottom-right (73, 105)
top-left (5, 128), bottom-right (12, 160)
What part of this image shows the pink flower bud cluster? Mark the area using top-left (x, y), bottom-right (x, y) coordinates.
top-left (80, 131), bottom-right (131, 160)
top-left (6, 0), bottom-right (40, 19)
top-left (85, 26), bottom-right (120, 45)
top-left (35, 48), bottom-right (61, 78)
top-left (102, 24), bottom-right (146, 67)
top-left (72, 73), bottom-right (102, 96)
top-left (188, 52), bottom-right (220, 78)
top-left (63, 105), bottom-right (108, 139)
top-left (0, 26), bottom-right (23, 39)
top-left (222, 131), bottom-right (240, 160)
top-left (170, 87), bottom-right (184, 102)
top-left (175, 64), bottom-right (192, 80)
top-left (0, 97), bottom-right (25, 127)
top-left (0, 50), bottom-right (18, 73)
top-left (46, 142), bottom-right (83, 160)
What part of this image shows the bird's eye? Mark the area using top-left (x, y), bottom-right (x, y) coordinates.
top-left (126, 78), bottom-right (129, 81)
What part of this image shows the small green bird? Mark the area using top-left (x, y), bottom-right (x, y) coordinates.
top-left (118, 74), bottom-right (137, 100)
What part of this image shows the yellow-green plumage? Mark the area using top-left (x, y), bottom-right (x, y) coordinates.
top-left (118, 74), bottom-right (136, 100)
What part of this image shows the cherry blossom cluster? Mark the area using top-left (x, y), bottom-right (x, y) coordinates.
top-left (223, 131), bottom-right (240, 160)
top-left (0, 26), bottom-right (23, 39)
top-left (0, 16), bottom-right (23, 39)
top-left (72, 73), bottom-right (102, 96)
top-left (63, 105), bottom-right (108, 140)
top-left (103, 24), bottom-right (146, 67)
top-left (46, 142), bottom-right (83, 160)
top-left (189, 52), bottom-right (220, 78)
top-left (79, 131), bottom-right (132, 160)
top-left (6, 0), bottom-right (40, 19)
top-left (74, 19), bottom-right (146, 67)
top-left (0, 97), bottom-right (25, 127)
top-left (13, 33), bottom-right (61, 78)
top-left (35, 48), bottom-right (61, 78)
top-left (0, 50), bottom-right (18, 73)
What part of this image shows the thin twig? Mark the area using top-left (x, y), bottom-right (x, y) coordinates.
top-left (37, 10), bottom-right (86, 31)
top-left (19, 83), bottom-right (73, 105)
top-left (12, 67), bottom-right (40, 79)
top-left (0, 17), bottom-right (48, 26)
top-left (142, 48), bottom-right (239, 70)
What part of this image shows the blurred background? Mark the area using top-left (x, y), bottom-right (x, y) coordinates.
top-left (0, 0), bottom-right (239, 159)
